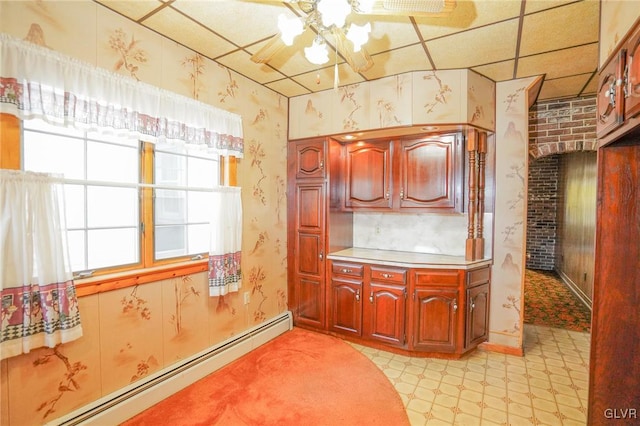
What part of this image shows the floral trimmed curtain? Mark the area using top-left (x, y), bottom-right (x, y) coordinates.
top-left (208, 187), bottom-right (242, 296)
top-left (0, 33), bottom-right (244, 157)
top-left (0, 170), bottom-right (83, 360)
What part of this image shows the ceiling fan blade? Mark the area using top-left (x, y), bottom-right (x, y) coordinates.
top-left (357, 0), bottom-right (456, 17)
top-left (250, 34), bottom-right (287, 64)
top-left (332, 28), bottom-right (374, 73)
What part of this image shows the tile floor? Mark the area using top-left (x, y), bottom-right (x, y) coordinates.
top-left (349, 324), bottom-right (591, 425)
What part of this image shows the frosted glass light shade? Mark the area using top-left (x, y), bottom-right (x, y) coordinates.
top-left (317, 0), bottom-right (351, 28)
top-left (278, 14), bottom-right (304, 46)
top-left (304, 38), bottom-right (329, 64)
top-left (346, 22), bottom-right (371, 52)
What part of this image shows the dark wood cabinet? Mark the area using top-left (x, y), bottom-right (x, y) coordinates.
top-left (294, 139), bottom-right (326, 179)
top-left (399, 134), bottom-right (463, 209)
top-left (596, 49), bottom-right (626, 139)
top-left (343, 133), bottom-right (464, 212)
top-left (466, 283), bottom-right (489, 348)
top-left (329, 261), bottom-right (407, 347)
top-left (412, 287), bottom-right (459, 352)
top-left (624, 23), bottom-right (640, 119)
top-left (292, 182), bottom-right (326, 328)
top-left (344, 140), bottom-right (393, 209)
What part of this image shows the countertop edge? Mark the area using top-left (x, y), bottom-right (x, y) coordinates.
top-left (327, 253), bottom-right (493, 270)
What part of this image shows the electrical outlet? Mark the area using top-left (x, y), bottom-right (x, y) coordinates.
top-left (243, 291), bottom-right (250, 305)
top-left (375, 226), bottom-right (381, 235)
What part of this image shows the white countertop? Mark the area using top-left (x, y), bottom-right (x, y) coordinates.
top-left (327, 248), bottom-right (492, 270)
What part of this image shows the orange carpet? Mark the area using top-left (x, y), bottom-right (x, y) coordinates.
top-left (121, 327), bottom-right (409, 426)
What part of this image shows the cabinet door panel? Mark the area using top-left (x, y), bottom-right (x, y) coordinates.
top-left (625, 24), bottom-right (640, 118)
top-left (330, 278), bottom-right (362, 336)
top-left (294, 140), bottom-right (325, 179)
top-left (365, 283), bottom-right (406, 346)
top-left (297, 233), bottom-right (321, 275)
top-left (596, 50), bottom-right (625, 138)
top-left (400, 135), bottom-right (461, 210)
top-left (345, 141), bottom-right (393, 208)
top-left (296, 276), bottom-right (324, 327)
top-left (466, 283), bottom-right (489, 348)
top-left (297, 184), bottom-right (324, 230)
top-left (413, 288), bottom-right (458, 352)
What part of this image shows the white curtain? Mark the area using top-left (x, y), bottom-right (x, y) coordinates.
top-left (0, 33), bottom-right (244, 157)
top-left (208, 187), bottom-right (242, 296)
top-left (0, 170), bottom-right (83, 360)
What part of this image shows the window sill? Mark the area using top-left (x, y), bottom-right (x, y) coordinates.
top-left (75, 259), bottom-right (209, 297)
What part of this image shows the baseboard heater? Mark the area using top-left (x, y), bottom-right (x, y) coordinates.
top-left (50, 311), bottom-right (293, 426)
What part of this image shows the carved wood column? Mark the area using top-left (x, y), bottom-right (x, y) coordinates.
top-left (466, 129), bottom-right (478, 260)
top-left (474, 132), bottom-right (487, 260)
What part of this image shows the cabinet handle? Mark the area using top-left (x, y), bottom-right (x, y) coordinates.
top-left (400, 188), bottom-right (405, 199)
top-left (319, 251), bottom-right (324, 261)
top-left (453, 301), bottom-right (458, 312)
top-left (369, 293), bottom-right (373, 303)
top-left (319, 160), bottom-right (324, 169)
top-left (385, 190), bottom-right (390, 200)
top-left (356, 290), bottom-right (360, 301)
top-left (471, 302), bottom-right (475, 311)
top-left (341, 268), bottom-right (353, 273)
top-left (381, 273), bottom-right (394, 279)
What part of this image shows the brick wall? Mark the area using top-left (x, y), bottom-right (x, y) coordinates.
top-left (528, 96), bottom-right (597, 159)
top-left (526, 95), bottom-right (596, 270)
top-left (527, 155), bottom-right (559, 270)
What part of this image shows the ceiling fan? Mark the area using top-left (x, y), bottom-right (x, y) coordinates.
top-left (250, 0), bottom-right (457, 73)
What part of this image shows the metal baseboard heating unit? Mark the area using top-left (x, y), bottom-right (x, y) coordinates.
top-left (50, 311), bottom-right (293, 426)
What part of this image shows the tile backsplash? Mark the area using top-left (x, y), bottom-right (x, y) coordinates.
top-left (353, 212), bottom-right (493, 257)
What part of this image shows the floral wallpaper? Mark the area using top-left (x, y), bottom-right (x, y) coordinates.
top-left (0, 1), bottom-right (287, 425)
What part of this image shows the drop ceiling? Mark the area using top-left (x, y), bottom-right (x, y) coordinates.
top-left (93, 0), bottom-right (601, 101)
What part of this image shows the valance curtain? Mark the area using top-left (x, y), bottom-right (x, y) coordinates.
top-left (208, 187), bottom-right (242, 296)
top-left (0, 33), bottom-right (244, 157)
top-left (0, 170), bottom-right (83, 360)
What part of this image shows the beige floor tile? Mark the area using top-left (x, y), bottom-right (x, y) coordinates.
top-left (453, 412), bottom-right (482, 425)
top-left (430, 403), bottom-right (457, 423)
top-left (481, 407), bottom-right (508, 424)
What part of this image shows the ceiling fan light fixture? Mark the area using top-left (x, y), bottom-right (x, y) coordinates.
top-left (346, 22), bottom-right (371, 52)
top-left (278, 14), bottom-right (304, 46)
top-left (317, 0), bottom-right (351, 28)
top-left (354, 0), bottom-right (375, 13)
top-left (305, 36), bottom-right (330, 65)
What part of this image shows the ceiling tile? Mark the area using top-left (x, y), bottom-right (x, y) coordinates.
top-left (519, 0), bottom-right (599, 56)
top-left (415, 0), bottom-right (522, 40)
top-left (293, 63), bottom-right (365, 92)
top-left (171, 0), bottom-right (291, 47)
top-left (472, 60), bottom-right (516, 82)
top-left (94, 0), bottom-right (165, 21)
top-left (524, 0), bottom-right (578, 14)
top-left (216, 50), bottom-right (286, 85)
top-left (517, 43), bottom-right (598, 80)
top-left (362, 44), bottom-right (434, 80)
top-left (537, 73), bottom-right (596, 100)
top-left (349, 15), bottom-right (420, 54)
top-left (142, 6), bottom-right (238, 59)
top-left (427, 19), bottom-right (519, 69)
top-left (265, 79), bottom-right (311, 98)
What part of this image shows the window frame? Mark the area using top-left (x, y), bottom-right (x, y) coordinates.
top-left (1, 113), bottom-right (236, 297)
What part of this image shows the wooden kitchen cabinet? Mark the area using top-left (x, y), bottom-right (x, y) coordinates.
top-left (344, 140), bottom-right (393, 209)
top-left (412, 287), bottom-right (459, 352)
top-left (343, 133), bottom-right (463, 212)
top-left (329, 261), bottom-right (407, 348)
top-left (293, 138), bottom-right (326, 179)
top-left (596, 49), bottom-right (626, 139)
top-left (624, 22), bottom-right (640, 119)
top-left (465, 267), bottom-right (490, 349)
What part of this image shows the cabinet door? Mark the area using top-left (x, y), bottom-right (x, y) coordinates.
top-left (294, 139), bottom-right (326, 179)
top-left (293, 182), bottom-right (325, 328)
top-left (400, 135), bottom-right (462, 210)
top-left (345, 140), bottom-right (393, 209)
top-left (330, 277), bottom-right (363, 336)
top-left (364, 282), bottom-right (406, 346)
top-left (466, 283), bottom-right (489, 348)
top-left (412, 288), bottom-right (458, 352)
top-left (625, 24), bottom-right (640, 119)
top-left (596, 50), bottom-right (626, 138)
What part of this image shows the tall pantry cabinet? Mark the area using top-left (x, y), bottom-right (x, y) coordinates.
top-left (287, 138), bottom-right (352, 329)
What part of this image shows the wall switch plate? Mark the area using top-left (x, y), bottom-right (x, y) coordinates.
top-left (243, 291), bottom-right (250, 305)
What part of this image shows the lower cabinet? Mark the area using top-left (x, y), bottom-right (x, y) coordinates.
top-left (330, 261), bottom-right (407, 348)
top-left (327, 260), bottom-right (490, 357)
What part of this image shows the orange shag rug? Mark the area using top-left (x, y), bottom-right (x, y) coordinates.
top-left (122, 327), bottom-right (409, 426)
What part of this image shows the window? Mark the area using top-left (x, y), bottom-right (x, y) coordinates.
top-left (22, 119), bottom-right (220, 275)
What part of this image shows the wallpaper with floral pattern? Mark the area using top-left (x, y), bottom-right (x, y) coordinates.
top-left (0, 1), bottom-right (287, 424)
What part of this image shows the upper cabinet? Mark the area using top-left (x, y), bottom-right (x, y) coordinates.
top-left (293, 138), bottom-right (326, 179)
top-left (597, 18), bottom-right (640, 142)
top-left (343, 133), bottom-right (464, 213)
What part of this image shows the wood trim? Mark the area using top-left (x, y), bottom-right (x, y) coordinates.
top-left (0, 113), bottom-right (20, 169)
top-left (141, 142), bottom-right (155, 267)
top-left (75, 260), bottom-right (208, 297)
top-left (477, 341), bottom-right (524, 357)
